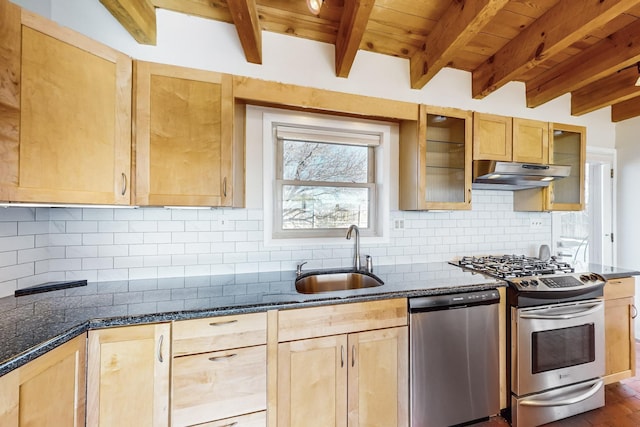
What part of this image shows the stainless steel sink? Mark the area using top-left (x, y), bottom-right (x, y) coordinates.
top-left (295, 270), bottom-right (384, 294)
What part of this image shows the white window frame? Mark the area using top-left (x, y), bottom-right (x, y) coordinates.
top-left (258, 106), bottom-right (391, 247)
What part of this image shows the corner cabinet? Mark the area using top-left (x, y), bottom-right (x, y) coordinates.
top-left (604, 277), bottom-right (637, 384)
top-left (276, 299), bottom-right (408, 427)
top-left (134, 61), bottom-right (243, 207)
top-left (400, 105), bottom-right (472, 210)
top-left (0, 334), bottom-right (86, 427)
top-left (0, 0), bottom-right (132, 204)
top-left (514, 123), bottom-right (585, 211)
top-left (87, 323), bottom-right (171, 427)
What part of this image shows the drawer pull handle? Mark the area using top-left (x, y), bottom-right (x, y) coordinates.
top-left (209, 319), bottom-right (238, 327)
top-left (223, 177), bottom-right (227, 197)
top-left (209, 353), bottom-right (237, 362)
top-left (633, 304), bottom-right (638, 319)
top-left (221, 423), bottom-right (237, 427)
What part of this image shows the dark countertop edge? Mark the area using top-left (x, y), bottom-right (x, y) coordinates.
top-left (0, 281), bottom-right (505, 376)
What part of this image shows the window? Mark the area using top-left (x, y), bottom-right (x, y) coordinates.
top-left (257, 107), bottom-right (391, 244)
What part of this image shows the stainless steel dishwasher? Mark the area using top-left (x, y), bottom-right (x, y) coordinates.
top-left (409, 289), bottom-right (500, 427)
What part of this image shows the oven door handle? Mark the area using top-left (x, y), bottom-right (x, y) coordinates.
top-left (519, 379), bottom-right (603, 407)
top-left (519, 302), bottom-right (603, 320)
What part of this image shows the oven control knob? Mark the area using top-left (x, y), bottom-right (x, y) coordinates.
top-left (580, 274), bottom-right (590, 283)
top-left (521, 280), bottom-right (529, 287)
top-left (589, 273), bottom-right (600, 282)
top-left (530, 280), bottom-right (539, 287)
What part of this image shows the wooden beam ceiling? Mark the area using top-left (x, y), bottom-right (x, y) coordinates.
top-left (612, 95), bottom-right (640, 122)
top-left (409, 0), bottom-right (509, 90)
top-left (100, 0), bottom-right (156, 45)
top-left (96, 0), bottom-right (640, 121)
top-left (526, 19), bottom-right (640, 108)
top-left (226, 0), bottom-right (262, 64)
top-left (335, 0), bottom-right (375, 78)
top-left (472, 0), bottom-right (640, 99)
top-left (571, 66), bottom-right (640, 116)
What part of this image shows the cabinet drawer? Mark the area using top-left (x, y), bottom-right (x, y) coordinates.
top-left (173, 312), bottom-right (267, 356)
top-left (604, 277), bottom-right (636, 300)
top-left (278, 298), bottom-right (407, 342)
top-left (172, 346), bottom-right (267, 427)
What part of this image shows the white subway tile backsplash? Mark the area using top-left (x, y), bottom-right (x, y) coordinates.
top-left (0, 191), bottom-right (553, 290)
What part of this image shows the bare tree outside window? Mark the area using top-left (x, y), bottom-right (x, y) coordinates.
top-left (277, 139), bottom-right (374, 232)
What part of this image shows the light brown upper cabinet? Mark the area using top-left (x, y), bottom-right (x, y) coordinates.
top-left (514, 123), bottom-right (586, 212)
top-left (0, 1), bottom-right (132, 204)
top-left (134, 61), bottom-right (243, 207)
top-left (473, 113), bottom-right (548, 164)
top-left (472, 113), bottom-right (512, 161)
top-left (400, 105), bottom-right (472, 210)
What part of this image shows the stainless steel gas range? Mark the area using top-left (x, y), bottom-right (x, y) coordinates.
top-left (451, 255), bottom-right (606, 427)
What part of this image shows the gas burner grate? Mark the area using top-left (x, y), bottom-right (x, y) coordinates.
top-left (456, 254), bottom-right (574, 279)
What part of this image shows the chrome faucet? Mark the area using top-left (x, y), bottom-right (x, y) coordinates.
top-left (346, 224), bottom-right (361, 271)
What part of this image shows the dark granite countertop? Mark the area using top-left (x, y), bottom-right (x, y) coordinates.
top-left (0, 262), bottom-right (504, 376)
top-left (583, 264), bottom-right (640, 280)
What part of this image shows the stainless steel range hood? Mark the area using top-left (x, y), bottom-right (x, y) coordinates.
top-left (472, 160), bottom-right (571, 191)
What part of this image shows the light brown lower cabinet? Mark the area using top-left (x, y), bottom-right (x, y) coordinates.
top-left (172, 345), bottom-right (267, 426)
top-left (277, 326), bottom-right (408, 427)
top-left (0, 334), bottom-right (86, 427)
top-left (87, 323), bottom-right (171, 426)
top-left (275, 299), bottom-right (408, 427)
top-left (604, 277), bottom-right (637, 384)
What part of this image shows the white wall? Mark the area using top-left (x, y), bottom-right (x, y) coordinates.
top-left (1, 0), bottom-right (618, 298)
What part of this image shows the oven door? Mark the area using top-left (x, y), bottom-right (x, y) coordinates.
top-left (512, 299), bottom-right (604, 396)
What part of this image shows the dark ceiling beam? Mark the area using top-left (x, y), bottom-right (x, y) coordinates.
top-left (335, 0), bottom-right (375, 78)
top-left (227, 0), bottom-right (262, 64)
top-left (571, 67), bottom-right (640, 116)
top-left (410, 0), bottom-right (508, 89)
top-left (611, 95), bottom-right (640, 122)
top-left (472, 0), bottom-right (640, 99)
top-left (527, 19), bottom-right (640, 108)
top-left (100, 0), bottom-right (157, 45)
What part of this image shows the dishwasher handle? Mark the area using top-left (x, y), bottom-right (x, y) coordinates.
top-left (409, 289), bottom-right (500, 312)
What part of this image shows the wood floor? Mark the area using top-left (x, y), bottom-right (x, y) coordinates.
top-left (472, 342), bottom-right (640, 427)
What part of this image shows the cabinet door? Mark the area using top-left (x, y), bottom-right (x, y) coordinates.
top-left (400, 106), bottom-right (472, 211)
top-left (0, 334), bottom-right (86, 427)
top-left (87, 323), bottom-right (170, 427)
top-left (547, 123), bottom-right (585, 211)
top-left (172, 345), bottom-right (267, 426)
top-left (512, 118), bottom-right (548, 164)
top-left (472, 113), bottom-right (512, 161)
top-left (347, 327), bottom-right (408, 427)
top-left (278, 335), bottom-right (348, 427)
top-left (0, 4), bottom-right (132, 204)
top-left (604, 278), bottom-right (636, 384)
top-left (134, 61), bottom-right (234, 207)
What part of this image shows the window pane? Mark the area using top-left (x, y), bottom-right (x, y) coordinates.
top-left (282, 140), bottom-right (369, 183)
top-left (282, 185), bottom-right (369, 229)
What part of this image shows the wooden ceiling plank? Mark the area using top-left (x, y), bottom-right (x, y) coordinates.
top-left (335, 0), bottom-right (375, 78)
top-left (409, 0), bottom-right (509, 89)
top-left (227, 0), bottom-right (262, 64)
top-left (571, 67), bottom-right (640, 115)
top-left (100, 0), bottom-right (157, 45)
top-left (472, 0), bottom-right (640, 99)
top-left (527, 19), bottom-right (640, 107)
top-left (611, 95), bottom-right (640, 121)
